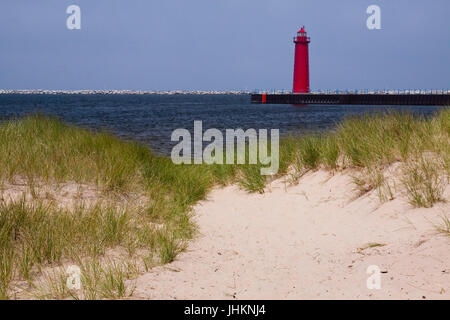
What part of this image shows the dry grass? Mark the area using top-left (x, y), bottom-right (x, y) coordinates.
top-left (436, 216), bottom-right (450, 237)
top-left (282, 109), bottom-right (450, 205)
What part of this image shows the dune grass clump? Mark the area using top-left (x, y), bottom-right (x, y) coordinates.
top-left (335, 112), bottom-right (416, 166)
top-left (0, 115), bottom-right (143, 192)
top-left (0, 115), bottom-right (211, 299)
top-left (436, 215), bottom-right (450, 237)
top-left (281, 109), bottom-right (449, 205)
top-left (34, 258), bottom-right (139, 300)
top-left (298, 136), bottom-right (323, 169)
top-left (402, 157), bottom-right (446, 208)
top-left (0, 198), bottom-right (170, 299)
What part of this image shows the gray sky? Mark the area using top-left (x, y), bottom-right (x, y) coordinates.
top-left (1, 0), bottom-right (449, 91)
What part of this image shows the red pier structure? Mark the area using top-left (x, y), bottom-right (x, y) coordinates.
top-left (292, 26), bottom-right (310, 93)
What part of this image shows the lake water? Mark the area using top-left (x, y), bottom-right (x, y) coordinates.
top-left (0, 94), bottom-right (443, 155)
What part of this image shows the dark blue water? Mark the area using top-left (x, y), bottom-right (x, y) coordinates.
top-left (0, 94), bottom-right (444, 155)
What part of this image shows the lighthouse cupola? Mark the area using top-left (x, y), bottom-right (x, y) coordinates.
top-left (292, 26), bottom-right (311, 93)
top-left (295, 26), bottom-right (310, 42)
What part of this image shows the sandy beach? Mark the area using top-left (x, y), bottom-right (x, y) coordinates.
top-left (134, 168), bottom-right (450, 300)
top-left (1, 112), bottom-right (448, 300)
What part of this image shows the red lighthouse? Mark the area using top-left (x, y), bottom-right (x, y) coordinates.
top-left (292, 26), bottom-right (310, 93)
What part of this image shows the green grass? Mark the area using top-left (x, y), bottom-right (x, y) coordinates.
top-left (402, 157), bottom-right (446, 208)
top-left (298, 136), bottom-right (323, 169)
top-left (34, 258), bottom-right (138, 300)
top-left (436, 215), bottom-right (450, 237)
top-left (284, 109), bottom-right (449, 205)
top-left (0, 109), bottom-right (449, 298)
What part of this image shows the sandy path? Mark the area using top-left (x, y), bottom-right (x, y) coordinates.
top-left (134, 170), bottom-right (450, 299)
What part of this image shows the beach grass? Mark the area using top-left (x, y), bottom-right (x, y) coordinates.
top-left (0, 109), bottom-right (449, 298)
top-left (436, 215), bottom-right (450, 237)
top-left (243, 109), bottom-right (449, 198)
top-left (0, 115), bottom-right (207, 298)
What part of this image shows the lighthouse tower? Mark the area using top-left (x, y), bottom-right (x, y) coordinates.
top-left (292, 26), bottom-right (310, 93)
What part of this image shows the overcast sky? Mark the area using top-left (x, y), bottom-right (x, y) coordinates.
top-left (0, 0), bottom-right (449, 91)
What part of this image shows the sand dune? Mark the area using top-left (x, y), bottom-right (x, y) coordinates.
top-left (134, 168), bottom-right (450, 300)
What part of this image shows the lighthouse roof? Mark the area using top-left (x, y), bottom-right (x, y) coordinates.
top-left (298, 26), bottom-right (306, 33)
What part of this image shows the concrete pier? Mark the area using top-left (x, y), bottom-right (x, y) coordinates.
top-left (251, 93), bottom-right (450, 106)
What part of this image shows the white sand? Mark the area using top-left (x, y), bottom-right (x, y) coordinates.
top-left (134, 168), bottom-right (450, 300)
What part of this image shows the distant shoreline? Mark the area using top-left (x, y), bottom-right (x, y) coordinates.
top-left (2, 89), bottom-right (448, 96)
